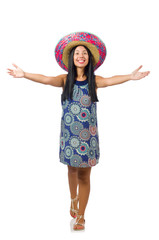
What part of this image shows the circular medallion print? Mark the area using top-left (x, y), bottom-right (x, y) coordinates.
top-left (88, 158), bottom-right (97, 166)
top-left (80, 95), bottom-right (91, 107)
top-left (79, 129), bottom-right (90, 141)
top-left (64, 112), bottom-right (74, 126)
top-left (89, 125), bottom-right (97, 136)
top-left (69, 102), bottom-right (81, 115)
top-left (70, 154), bottom-right (83, 167)
top-left (77, 142), bottom-right (89, 155)
top-left (69, 136), bottom-right (80, 148)
top-left (64, 146), bottom-right (73, 159)
top-left (88, 147), bottom-right (95, 159)
top-left (63, 129), bottom-right (70, 142)
top-left (77, 108), bottom-right (90, 122)
top-left (88, 114), bottom-right (96, 126)
top-left (90, 137), bottom-right (97, 149)
top-left (70, 121), bottom-right (83, 135)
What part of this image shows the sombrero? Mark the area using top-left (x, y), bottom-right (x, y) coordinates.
top-left (55, 32), bottom-right (107, 71)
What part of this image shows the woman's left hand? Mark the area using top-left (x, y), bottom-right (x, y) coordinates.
top-left (131, 65), bottom-right (150, 80)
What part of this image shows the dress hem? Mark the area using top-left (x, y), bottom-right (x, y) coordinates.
top-left (59, 159), bottom-right (99, 168)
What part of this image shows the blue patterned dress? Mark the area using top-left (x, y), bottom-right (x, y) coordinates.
top-left (59, 78), bottom-right (100, 168)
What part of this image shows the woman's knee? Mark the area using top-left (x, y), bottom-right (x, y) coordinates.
top-left (68, 165), bottom-right (78, 175)
top-left (78, 167), bottom-right (91, 183)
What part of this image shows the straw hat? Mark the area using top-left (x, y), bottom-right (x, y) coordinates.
top-left (55, 32), bottom-right (107, 72)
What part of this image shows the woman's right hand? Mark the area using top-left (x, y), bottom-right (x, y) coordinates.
top-left (7, 63), bottom-right (25, 78)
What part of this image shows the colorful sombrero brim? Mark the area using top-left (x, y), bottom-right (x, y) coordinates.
top-left (55, 32), bottom-right (107, 72)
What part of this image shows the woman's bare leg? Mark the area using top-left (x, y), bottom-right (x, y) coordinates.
top-left (67, 165), bottom-right (79, 217)
top-left (74, 167), bottom-right (91, 229)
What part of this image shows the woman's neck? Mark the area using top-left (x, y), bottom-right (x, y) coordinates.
top-left (76, 67), bottom-right (86, 80)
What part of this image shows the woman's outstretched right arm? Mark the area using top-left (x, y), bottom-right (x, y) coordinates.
top-left (7, 63), bottom-right (66, 87)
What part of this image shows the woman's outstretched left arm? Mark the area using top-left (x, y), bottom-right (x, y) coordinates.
top-left (96, 65), bottom-right (150, 88)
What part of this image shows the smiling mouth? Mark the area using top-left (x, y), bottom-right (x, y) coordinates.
top-left (77, 60), bottom-right (85, 64)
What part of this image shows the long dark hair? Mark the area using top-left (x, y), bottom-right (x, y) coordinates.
top-left (61, 45), bottom-right (99, 103)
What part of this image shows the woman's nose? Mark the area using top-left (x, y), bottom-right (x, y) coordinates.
top-left (79, 53), bottom-right (84, 57)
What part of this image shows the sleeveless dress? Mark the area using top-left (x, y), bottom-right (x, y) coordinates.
top-left (59, 78), bottom-right (100, 168)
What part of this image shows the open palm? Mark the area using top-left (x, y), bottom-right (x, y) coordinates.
top-left (7, 63), bottom-right (24, 78)
top-left (131, 65), bottom-right (150, 80)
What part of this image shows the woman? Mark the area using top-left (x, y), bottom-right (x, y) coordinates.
top-left (7, 32), bottom-right (150, 231)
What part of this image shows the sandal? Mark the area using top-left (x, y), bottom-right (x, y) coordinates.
top-left (73, 214), bottom-right (85, 231)
top-left (70, 195), bottom-right (79, 218)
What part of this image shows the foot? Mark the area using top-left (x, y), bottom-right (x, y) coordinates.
top-left (73, 215), bottom-right (85, 230)
top-left (70, 196), bottom-right (79, 218)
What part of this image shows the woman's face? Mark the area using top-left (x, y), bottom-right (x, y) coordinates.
top-left (73, 46), bottom-right (89, 68)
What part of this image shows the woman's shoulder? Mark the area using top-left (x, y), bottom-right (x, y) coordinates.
top-left (59, 73), bottom-right (67, 79)
top-left (95, 75), bottom-right (103, 86)
top-left (95, 75), bottom-right (104, 88)
top-left (95, 75), bottom-right (104, 80)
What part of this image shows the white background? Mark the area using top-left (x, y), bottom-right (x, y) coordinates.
top-left (0, 0), bottom-right (158, 239)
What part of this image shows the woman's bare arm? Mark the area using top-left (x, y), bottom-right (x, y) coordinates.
top-left (95, 65), bottom-right (150, 88)
top-left (95, 74), bottom-right (131, 88)
top-left (7, 63), bottom-right (66, 87)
